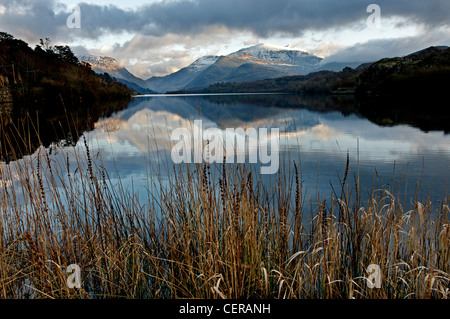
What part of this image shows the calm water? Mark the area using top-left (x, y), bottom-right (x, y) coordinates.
top-left (3, 93), bottom-right (450, 211)
top-left (81, 93), bottom-right (450, 206)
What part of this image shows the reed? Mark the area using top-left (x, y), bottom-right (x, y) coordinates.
top-left (0, 118), bottom-right (448, 299)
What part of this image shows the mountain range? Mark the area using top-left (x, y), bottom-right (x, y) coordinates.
top-left (80, 43), bottom-right (364, 94)
top-left (187, 45), bottom-right (450, 96)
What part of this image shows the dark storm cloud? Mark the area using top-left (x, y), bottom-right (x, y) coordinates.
top-left (80, 0), bottom-right (450, 37)
top-left (1, 0), bottom-right (449, 41)
top-left (0, 0), bottom-right (66, 41)
top-left (76, 0), bottom-right (450, 38)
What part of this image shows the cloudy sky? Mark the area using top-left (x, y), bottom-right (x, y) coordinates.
top-left (1, 0), bottom-right (449, 79)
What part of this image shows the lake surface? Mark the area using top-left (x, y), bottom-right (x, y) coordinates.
top-left (2, 93), bottom-right (450, 212)
top-left (81, 93), bottom-right (450, 206)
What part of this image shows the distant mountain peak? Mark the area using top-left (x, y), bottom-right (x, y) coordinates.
top-left (227, 43), bottom-right (322, 75)
top-left (231, 43), bottom-right (311, 58)
top-left (79, 54), bottom-right (122, 71)
top-left (406, 46), bottom-right (449, 58)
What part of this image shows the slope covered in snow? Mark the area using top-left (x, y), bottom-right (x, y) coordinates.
top-left (186, 55), bottom-right (220, 72)
top-left (80, 55), bottom-right (122, 70)
top-left (229, 43), bottom-right (323, 74)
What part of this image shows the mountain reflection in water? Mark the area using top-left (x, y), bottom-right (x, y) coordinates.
top-left (83, 94), bottom-right (450, 206)
top-left (2, 93), bottom-right (449, 211)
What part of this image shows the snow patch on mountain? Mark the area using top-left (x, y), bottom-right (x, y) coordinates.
top-left (79, 55), bottom-right (122, 70)
top-left (229, 43), bottom-right (323, 74)
top-left (230, 43), bottom-right (321, 65)
top-left (187, 55), bottom-right (220, 72)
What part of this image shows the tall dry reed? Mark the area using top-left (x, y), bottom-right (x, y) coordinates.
top-left (0, 117), bottom-right (448, 299)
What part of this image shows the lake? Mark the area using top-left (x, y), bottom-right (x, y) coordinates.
top-left (82, 93), bottom-right (450, 206)
top-left (2, 93), bottom-right (450, 213)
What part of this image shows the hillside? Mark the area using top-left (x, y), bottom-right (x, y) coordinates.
top-left (353, 46), bottom-right (450, 131)
top-left (0, 33), bottom-right (132, 107)
top-left (355, 46), bottom-right (450, 97)
top-left (184, 55), bottom-right (296, 91)
top-left (176, 66), bottom-right (366, 94)
top-left (145, 55), bottom-right (220, 93)
top-left (0, 32), bottom-right (133, 160)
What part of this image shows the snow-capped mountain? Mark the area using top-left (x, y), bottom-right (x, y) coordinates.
top-left (145, 44), bottom-right (327, 92)
top-left (80, 55), bottom-right (121, 70)
top-left (229, 43), bottom-right (323, 74)
top-left (183, 55), bottom-right (296, 91)
top-left (79, 55), bottom-right (153, 93)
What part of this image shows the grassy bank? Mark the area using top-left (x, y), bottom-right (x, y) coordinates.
top-left (0, 127), bottom-right (449, 299)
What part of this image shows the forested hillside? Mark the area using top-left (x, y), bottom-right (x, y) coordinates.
top-left (0, 32), bottom-right (131, 111)
top-left (0, 32), bottom-right (132, 160)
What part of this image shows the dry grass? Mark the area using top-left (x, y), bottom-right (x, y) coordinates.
top-left (0, 120), bottom-right (449, 299)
